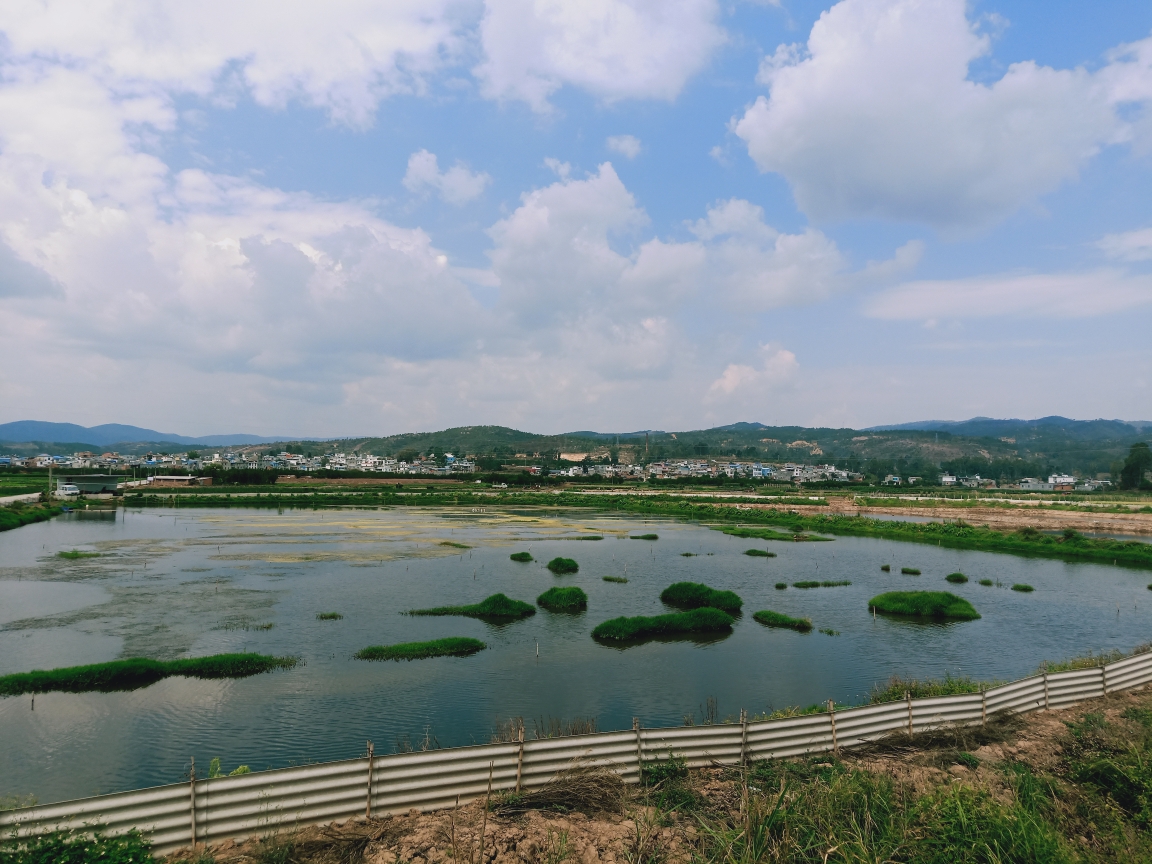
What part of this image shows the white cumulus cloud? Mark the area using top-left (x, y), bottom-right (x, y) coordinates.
top-left (475, 0), bottom-right (726, 110)
top-left (709, 346), bottom-right (799, 397)
top-left (606, 135), bottom-right (642, 158)
top-left (733, 0), bottom-right (1150, 229)
top-left (403, 150), bottom-right (492, 205)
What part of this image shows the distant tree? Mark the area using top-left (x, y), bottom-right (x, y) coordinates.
top-left (186, 451), bottom-right (200, 460)
top-left (1120, 442), bottom-right (1152, 490)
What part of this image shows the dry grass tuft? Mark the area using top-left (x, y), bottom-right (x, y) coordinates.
top-left (492, 763), bottom-right (628, 816)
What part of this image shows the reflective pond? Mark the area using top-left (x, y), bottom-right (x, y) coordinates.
top-left (2, 506), bottom-right (1150, 804)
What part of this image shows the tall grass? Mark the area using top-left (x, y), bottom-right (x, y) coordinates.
top-left (870, 672), bottom-right (985, 704)
top-left (945, 572), bottom-right (968, 583)
top-left (1012, 583), bottom-right (1035, 592)
top-left (0, 828), bottom-right (153, 863)
top-left (510, 551), bottom-right (533, 562)
top-left (659, 581), bottom-right (743, 612)
top-left (591, 607), bottom-right (734, 641)
top-left (56, 550), bottom-right (100, 559)
top-left (868, 591), bottom-right (980, 621)
top-left (901, 567), bottom-right (921, 575)
top-left (0, 503), bottom-right (62, 535)
top-left (753, 609), bottom-right (813, 632)
top-left (546, 557), bottom-right (579, 574)
top-left (536, 586), bottom-right (588, 612)
top-left (630, 533), bottom-right (658, 540)
top-left (602, 575), bottom-right (628, 583)
top-left (744, 549), bottom-right (776, 557)
top-left (408, 593), bottom-right (535, 620)
top-left (355, 637), bottom-right (485, 661)
top-left (0, 654), bottom-right (298, 696)
top-left (793, 580), bottom-right (851, 589)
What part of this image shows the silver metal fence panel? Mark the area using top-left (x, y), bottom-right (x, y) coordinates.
top-left (0, 782), bottom-right (192, 852)
top-left (1045, 668), bottom-right (1106, 709)
top-left (196, 758), bottom-right (368, 850)
top-left (831, 702), bottom-right (911, 749)
top-left (910, 693), bottom-right (984, 731)
top-left (745, 714), bottom-right (835, 761)
top-left (639, 724), bottom-right (743, 768)
top-left (371, 743), bottom-right (521, 816)
top-left (1106, 652), bottom-right (1152, 692)
top-left (519, 730), bottom-right (641, 789)
top-left (985, 675), bottom-right (1045, 715)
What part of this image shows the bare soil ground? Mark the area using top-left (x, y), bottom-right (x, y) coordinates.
top-left (166, 688), bottom-right (1152, 864)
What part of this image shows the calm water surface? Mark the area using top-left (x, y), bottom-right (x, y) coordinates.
top-left (2, 506), bottom-right (1150, 804)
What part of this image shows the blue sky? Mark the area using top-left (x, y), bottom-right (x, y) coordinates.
top-left (0, 0), bottom-right (1150, 436)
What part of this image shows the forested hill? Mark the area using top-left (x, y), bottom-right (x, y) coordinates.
top-left (266, 419), bottom-right (1149, 480)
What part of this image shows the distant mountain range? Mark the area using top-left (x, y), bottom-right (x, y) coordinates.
top-left (0, 420), bottom-right (303, 448)
top-left (866, 416), bottom-right (1152, 440)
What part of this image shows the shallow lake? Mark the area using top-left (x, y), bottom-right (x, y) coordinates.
top-left (2, 505), bottom-right (1151, 805)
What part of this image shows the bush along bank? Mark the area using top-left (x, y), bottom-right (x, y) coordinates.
top-left (0, 502), bottom-right (63, 534)
top-left (0, 654), bottom-right (298, 697)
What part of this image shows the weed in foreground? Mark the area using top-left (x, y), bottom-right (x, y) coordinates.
top-left (0, 829), bottom-right (152, 864)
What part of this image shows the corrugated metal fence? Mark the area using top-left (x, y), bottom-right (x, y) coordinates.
top-left (5, 651), bottom-right (1152, 855)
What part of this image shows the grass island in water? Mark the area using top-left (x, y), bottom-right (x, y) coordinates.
top-left (536, 586), bottom-right (588, 612)
top-left (753, 610), bottom-right (813, 632)
top-left (546, 557), bottom-right (579, 574)
top-left (355, 637), bottom-right (485, 661)
top-left (869, 591), bottom-right (981, 621)
top-left (659, 581), bottom-right (742, 613)
top-left (592, 607), bottom-right (734, 642)
top-left (408, 592), bottom-right (535, 620)
top-left (0, 654), bottom-right (298, 697)
top-left (744, 548), bottom-right (776, 557)
top-left (509, 551), bottom-right (533, 562)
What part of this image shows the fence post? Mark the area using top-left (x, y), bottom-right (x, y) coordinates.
top-left (365, 741), bottom-right (374, 819)
top-left (515, 725), bottom-right (525, 793)
top-left (1043, 673), bottom-right (1049, 710)
top-left (633, 717), bottom-right (643, 783)
top-left (739, 709), bottom-right (749, 766)
top-left (189, 757), bottom-right (197, 850)
top-left (828, 700), bottom-right (838, 756)
top-left (905, 691), bottom-right (913, 737)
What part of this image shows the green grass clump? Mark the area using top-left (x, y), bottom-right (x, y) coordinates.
top-left (720, 526), bottom-right (832, 542)
top-left (439, 541), bottom-right (471, 549)
top-left (316, 612), bottom-right (343, 620)
top-left (1012, 583), bottom-right (1035, 592)
top-left (868, 591), bottom-right (980, 621)
top-left (775, 582), bottom-right (787, 590)
top-left (631, 533), bottom-right (659, 540)
top-left (819, 628), bottom-right (840, 636)
top-left (355, 637), bottom-right (485, 661)
top-left (870, 672), bottom-right (985, 703)
top-left (945, 572), bottom-right (968, 584)
top-left (793, 580), bottom-right (851, 589)
top-left (56, 549), bottom-right (100, 559)
top-left (510, 551), bottom-right (533, 562)
top-left (660, 581), bottom-right (743, 612)
top-left (537, 586), bottom-right (588, 612)
top-left (603, 575), bottom-right (628, 583)
top-left (408, 592), bottom-right (536, 620)
top-left (881, 564), bottom-right (891, 572)
top-left (0, 503), bottom-right (63, 535)
top-left (0, 654), bottom-right (298, 697)
top-left (901, 567), bottom-right (921, 575)
top-left (753, 610), bottom-right (813, 632)
top-left (547, 557), bottom-right (579, 574)
top-left (744, 549), bottom-right (776, 557)
top-left (978, 578), bottom-right (994, 586)
top-left (592, 607), bottom-right (735, 641)
top-left (680, 552), bottom-right (697, 557)
top-left (0, 828), bottom-right (153, 863)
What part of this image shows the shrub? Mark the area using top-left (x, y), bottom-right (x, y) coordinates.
top-left (901, 567), bottom-right (921, 575)
top-left (775, 582), bottom-right (787, 590)
top-left (547, 557), bottom-right (579, 574)
top-left (978, 578), bottom-right (994, 586)
top-left (745, 549), bottom-right (776, 557)
top-left (868, 591), bottom-right (980, 621)
top-left (408, 593), bottom-right (536, 620)
top-left (881, 564), bottom-right (891, 572)
top-left (592, 608), bottom-right (735, 641)
top-left (1011, 583), bottom-right (1035, 593)
top-left (510, 552), bottom-right (533, 562)
top-left (537, 586), bottom-right (588, 612)
top-left (753, 610), bottom-right (813, 632)
top-left (660, 581), bottom-right (743, 612)
top-left (945, 572), bottom-right (968, 584)
top-left (356, 637), bottom-right (485, 661)
top-left (0, 828), bottom-right (153, 864)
